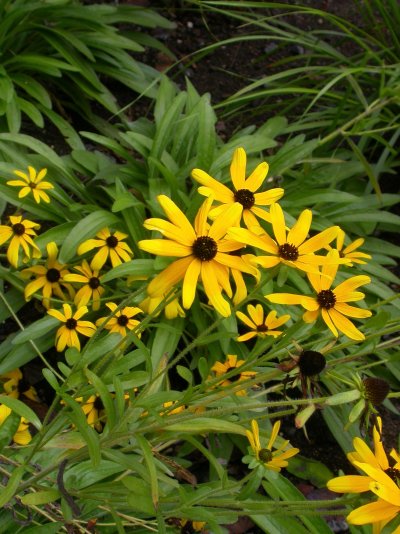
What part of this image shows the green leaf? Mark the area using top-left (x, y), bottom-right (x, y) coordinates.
top-left (6, 95), bottom-right (21, 133)
top-left (12, 316), bottom-right (59, 345)
top-left (196, 94), bottom-right (216, 171)
top-left (101, 259), bottom-right (155, 282)
top-left (165, 418), bottom-right (246, 435)
top-left (286, 455), bottom-right (333, 488)
top-left (85, 369), bottom-right (116, 430)
top-left (20, 489), bottom-right (61, 506)
top-left (0, 465), bottom-right (25, 507)
top-left (58, 210), bottom-right (120, 263)
top-left (0, 395), bottom-right (42, 430)
top-left (136, 435), bottom-right (159, 508)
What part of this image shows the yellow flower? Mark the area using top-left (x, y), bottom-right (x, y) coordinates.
top-left (21, 241), bottom-right (74, 308)
top-left (47, 303), bottom-right (96, 352)
top-left (266, 250), bottom-right (372, 341)
top-left (236, 303), bottom-right (290, 342)
top-left (0, 404), bottom-right (32, 445)
top-left (140, 291), bottom-right (185, 319)
top-left (64, 260), bottom-right (105, 311)
top-left (7, 166), bottom-right (53, 203)
top-left (162, 401), bottom-right (185, 415)
top-left (179, 519), bottom-right (207, 532)
top-left (191, 146), bottom-right (284, 228)
top-left (77, 227), bottom-right (133, 271)
top-left (327, 417), bottom-right (400, 533)
top-left (228, 203), bottom-right (340, 275)
top-left (0, 369), bottom-right (39, 402)
top-left (138, 195), bottom-right (258, 317)
top-left (211, 354), bottom-right (257, 396)
top-left (96, 302), bottom-right (142, 337)
top-left (0, 214), bottom-right (41, 267)
top-left (330, 229), bottom-right (371, 266)
top-left (246, 419), bottom-right (299, 471)
top-left (76, 395), bottom-right (105, 432)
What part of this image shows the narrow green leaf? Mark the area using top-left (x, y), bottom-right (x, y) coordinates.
top-left (0, 395), bottom-right (42, 430)
top-left (20, 489), bottom-right (61, 506)
top-left (0, 465), bottom-right (25, 507)
top-left (85, 369), bottom-right (116, 430)
top-left (136, 434), bottom-right (159, 508)
top-left (12, 316), bottom-right (59, 345)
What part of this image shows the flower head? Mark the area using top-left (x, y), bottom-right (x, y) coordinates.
top-left (76, 395), bottom-right (105, 432)
top-left (0, 214), bottom-right (41, 267)
top-left (47, 303), bottom-right (96, 351)
top-left (64, 260), bottom-right (105, 311)
top-left (0, 404), bottom-right (32, 445)
top-left (191, 147), bottom-right (284, 228)
top-left (327, 417), bottom-right (400, 533)
top-left (266, 249), bottom-right (372, 340)
top-left (96, 302), bottom-right (142, 337)
top-left (138, 195), bottom-right (258, 317)
top-left (21, 241), bottom-right (74, 308)
top-left (7, 166), bottom-right (53, 203)
top-left (211, 354), bottom-right (257, 396)
top-left (0, 369), bottom-right (39, 402)
top-left (246, 419), bottom-right (299, 471)
top-left (236, 303), bottom-right (290, 342)
top-left (331, 229), bottom-right (371, 266)
top-left (77, 227), bottom-right (133, 271)
top-left (229, 203), bottom-right (340, 275)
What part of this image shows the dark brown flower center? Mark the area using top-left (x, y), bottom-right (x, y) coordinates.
top-left (192, 236), bottom-right (218, 261)
top-left (65, 318), bottom-right (77, 330)
top-left (317, 289), bottom-right (336, 309)
top-left (278, 243), bottom-right (299, 261)
top-left (29, 183), bottom-right (37, 189)
top-left (298, 350), bottom-right (326, 376)
top-left (117, 315), bottom-right (129, 326)
top-left (259, 448), bottom-right (273, 462)
top-left (12, 223), bottom-right (25, 236)
top-left (46, 268), bottom-right (61, 283)
top-left (89, 277), bottom-right (101, 289)
top-left (226, 366), bottom-right (241, 382)
top-left (256, 324), bottom-right (268, 332)
top-left (385, 467), bottom-right (400, 483)
top-left (93, 396), bottom-right (104, 411)
top-left (106, 235), bottom-right (118, 248)
top-left (363, 377), bottom-right (390, 405)
top-left (234, 188), bottom-right (255, 209)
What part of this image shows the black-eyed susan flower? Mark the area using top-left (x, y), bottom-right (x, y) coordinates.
top-left (330, 229), bottom-right (371, 266)
top-left (138, 195), bottom-right (258, 317)
top-left (0, 404), bottom-right (32, 445)
top-left (0, 214), bottom-right (41, 267)
top-left (178, 519), bottom-right (207, 532)
top-left (236, 303), bottom-right (290, 341)
top-left (77, 227), bottom-right (133, 271)
top-left (0, 369), bottom-right (39, 402)
top-left (7, 166), bottom-right (53, 204)
top-left (140, 291), bottom-right (185, 319)
top-left (327, 417), bottom-right (400, 533)
top-left (228, 203), bottom-right (341, 275)
top-left (76, 395), bottom-right (105, 432)
top-left (246, 419), bottom-right (299, 472)
top-left (21, 241), bottom-right (74, 308)
top-left (162, 401), bottom-right (185, 415)
top-left (96, 302), bottom-right (142, 337)
top-left (64, 260), bottom-right (105, 311)
top-left (47, 304), bottom-right (96, 352)
top-left (211, 354), bottom-right (257, 396)
top-left (266, 249), bottom-right (372, 341)
top-left (191, 146), bottom-right (284, 228)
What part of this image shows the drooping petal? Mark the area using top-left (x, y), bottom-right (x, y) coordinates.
top-left (321, 308), bottom-right (339, 337)
top-left (347, 499), bottom-right (399, 525)
top-left (182, 258), bottom-right (201, 310)
top-left (147, 257), bottom-right (193, 296)
top-left (303, 309), bottom-right (320, 323)
top-left (334, 302), bottom-right (372, 318)
top-left (91, 246), bottom-right (109, 271)
top-left (201, 261), bottom-right (231, 316)
top-left (329, 308), bottom-right (365, 340)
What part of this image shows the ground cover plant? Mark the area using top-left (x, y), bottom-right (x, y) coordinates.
top-left (0, 1), bottom-right (399, 533)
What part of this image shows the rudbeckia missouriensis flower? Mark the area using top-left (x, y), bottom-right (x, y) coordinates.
top-left (138, 195), bottom-right (259, 317)
top-left (22, 241), bottom-right (74, 309)
top-left (211, 354), bottom-right (257, 396)
top-left (0, 368), bottom-right (39, 402)
top-left (191, 146), bottom-right (284, 228)
top-left (330, 228), bottom-right (371, 266)
top-left (76, 395), bottom-right (105, 432)
top-left (7, 166), bottom-right (54, 203)
top-left (236, 303), bottom-right (290, 342)
top-left (266, 250), bottom-right (372, 341)
top-left (64, 260), bottom-right (105, 311)
top-left (96, 302), bottom-right (142, 337)
top-left (0, 214), bottom-right (41, 268)
top-left (47, 303), bottom-right (96, 352)
top-left (246, 419), bottom-right (299, 471)
top-left (228, 203), bottom-right (341, 274)
top-left (327, 417), bottom-right (400, 533)
top-left (77, 227), bottom-right (133, 271)
top-left (0, 404), bottom-right (32, 445)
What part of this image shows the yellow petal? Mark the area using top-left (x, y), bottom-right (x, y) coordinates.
top-left (245, 161), bottom-right (269, 192)
top-left (327, 475), bottom-right (371, 493)
top-left (347, 499), bottom-right (399, 525)
top-left (182, 258), bottom-right (201, 310)
top-left (201, 261), bottom-right (230, 316)
top-left (269, 203), bottom-right (286, 245)
top-left (230, 147), bottom-right (247, 190)
top-left (287, 209), bottom-right (312, 247)
top-left (329, 308), bottom-right (365, 341)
